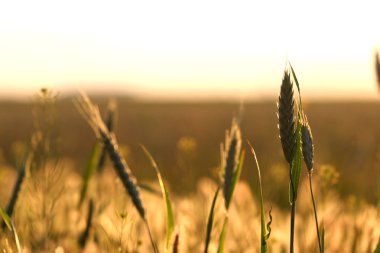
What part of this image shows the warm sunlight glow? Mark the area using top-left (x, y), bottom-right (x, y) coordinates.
top-left (1, 0), bottom-right (380, 100)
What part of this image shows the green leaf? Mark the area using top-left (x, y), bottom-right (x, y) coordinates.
top-left (374, 238), bottom-right (380, 253)
top-left (289, 63), bottom-right (303, 110)
top-left (226, 151), bottom-right (245, 210)
top-left (0, 206), bottom-right (12, 230)
top-left (204, 187), bottom-right (220, 253)
top-left (142, 145), bottom-right (175, 253)
top-left (79, 142), bottom-right (102, 207)
top-left (138, 182), bottom-right (162, 196)
top-left (289, 63), bottom-right (300, 93)
top-left (0, 206), bottom-right (21, 253)
top-left (289, 115), bottom-right (303, 203)
top-left (248, 142), bottom-right (268, 253)
top-left (217, 216), bottom-right (228, 253)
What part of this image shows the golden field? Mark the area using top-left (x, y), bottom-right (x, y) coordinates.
top-left (0, 95), bottom-right (379, 252)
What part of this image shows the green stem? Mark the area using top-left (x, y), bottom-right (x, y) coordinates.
top-left (290, 202), bottom-right (295, 253)
top-left (309, 173), bottom-right (322, 253)
top-left (289, 165), bottom-right (296, 253)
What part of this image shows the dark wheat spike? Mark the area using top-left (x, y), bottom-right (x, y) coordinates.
top-left (301, 114), bottom-right (314, 173)
top-left (222, 119), bottom-right (242, 209)
top-left (278, 70), bottom-right (296, 165)
top-left (6, 151), bottom-right (29, 218)
top-left (76, 94), bottom-right (145, 219)
top-left (101, 131), bottom-right (145, 218)
top-left (97, 101), bottom-right (116, 173)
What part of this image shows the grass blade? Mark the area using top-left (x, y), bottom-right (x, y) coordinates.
top-left (79, 142), bottom-right (102, 207)
top-left (289, 63), bottom-right (301, 96)
top-left (138, 182), bottom-right (162, 196)
top-left (204, 187), bottom-right (220, 253)
top-left (0, 206), bottom-right (12, 230)
top-left (248, 142), bottom-right (270, 253)
top-left (226, 151), bottom-right (245, 209)
top-left (142, 145), bottom-right (175, 253)
top-left (0, 206), bottom-right (21, 253)
top-left (217, 216), bottom-right (228, 253)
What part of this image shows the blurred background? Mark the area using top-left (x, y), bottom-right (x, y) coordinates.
top-left (1, 0), bottom-right (380, 208)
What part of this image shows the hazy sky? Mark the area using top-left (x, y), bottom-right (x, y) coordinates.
top-left (1, 0), bottom-right (380, 101)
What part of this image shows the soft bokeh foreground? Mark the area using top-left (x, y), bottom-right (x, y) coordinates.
top-left (0, 168), bottom-right (379, 252)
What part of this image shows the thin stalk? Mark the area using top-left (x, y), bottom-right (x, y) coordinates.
top-left (309, 173), bottom-right (322, 252)
top-left (289, 165), bottom-right (296, 253)
top-left (144, 219), bottom-right (159, 253)
top-left (290, 202), bottom-right (295, 253)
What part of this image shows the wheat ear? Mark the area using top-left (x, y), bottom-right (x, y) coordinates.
top-left (75, 94), bottom-right (145, 218)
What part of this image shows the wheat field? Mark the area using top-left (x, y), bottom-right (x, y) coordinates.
top-left (1, 66), bottom-right (380, 252)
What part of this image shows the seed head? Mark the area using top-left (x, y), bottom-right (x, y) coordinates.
top-left (375, 52), bottom-right (380, 90)
top-left (222, 119), bottom-right (242, 209)
top-left (278, 70), bottom-right (296, 165)
top-left (301, 114), bottom-right (314, 173)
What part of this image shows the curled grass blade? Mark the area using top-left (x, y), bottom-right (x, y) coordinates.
top-left (266, 207), bottom-right (272, 241)
top-left (79, 142), bottom-right (102, 207)
top-left (142, 145), bottom-right (174, 253)
top-left (204, 187), bottom-right (220, 253)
